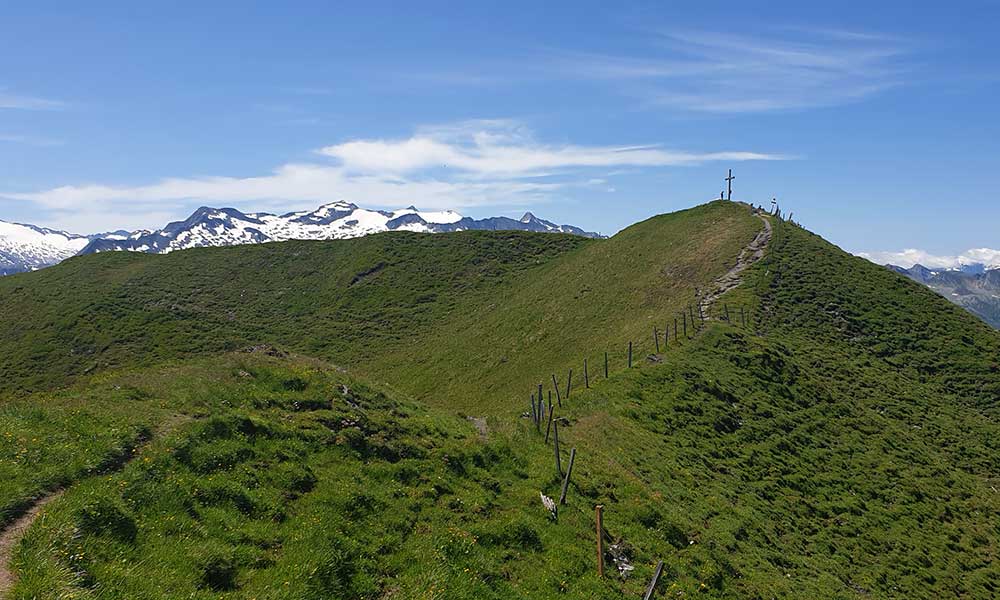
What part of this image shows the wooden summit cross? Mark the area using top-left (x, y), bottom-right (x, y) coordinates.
top-left (726, 169), bottom-right (735, 201)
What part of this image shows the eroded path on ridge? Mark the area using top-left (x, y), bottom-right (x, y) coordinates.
top-left (0, 414), bottom-right (189, 598)
top-left (0, 492), bottom-right (64, 596)
top-left (699, 211), bottom-right (772, 318)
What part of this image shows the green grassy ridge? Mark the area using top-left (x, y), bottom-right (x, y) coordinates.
top-left (362, 201), bottom-right (761, 414)
top-left (5, 201), bottom-right (1000, 598)
top-left (0, 201), bottom-right (762, 419)
top-left (0, 230), bottom-right (590, 395)
top-left (753, 219), bottom-right (1000, 412)
top-left (7, 352), bottom-right (701, 599)
top-left (12, 320), bottom-right (998, 598)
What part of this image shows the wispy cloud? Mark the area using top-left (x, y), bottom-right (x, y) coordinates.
top-left (859, 248), bottom-right (1000, 269)
top-left (2, 120), bottom-right (783, 230)
top-left (0, 90), bottom-right (66, 111)
top-left (548, 27), bottom-right (911, 113)
top-left (319, 119), bottom-right (784, 177)
top-left (0, 133), bottom-right (65, 147)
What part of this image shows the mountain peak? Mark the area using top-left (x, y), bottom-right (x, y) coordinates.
top-left (2, 202), bottom-right (602, 274)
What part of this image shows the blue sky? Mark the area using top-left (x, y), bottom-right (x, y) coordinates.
top-left (1, 1), bottom-right (998, 263)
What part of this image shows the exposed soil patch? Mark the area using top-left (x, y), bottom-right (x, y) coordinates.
top-left (467, 416), bottom-right (489, 440)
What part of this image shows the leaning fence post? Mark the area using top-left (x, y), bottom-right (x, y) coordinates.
top-left (566, 369), bottom-right (573, 399)
top-left (653, 327), bottom-right (660, 353)
top-left (642, 561), bottom-right (665, 600)
top-left (584, 359), bottom-right (590, 388)
top-left (552, 374), bottom-right (562, 407)
top-left (596, 505), bottom-right (605, 578)
top-left (559, 448), bottom-right (576, 505)
top-left (553, 421), bottom-right (562, 476)
top-left (545, 398), bottom-right (555, 443)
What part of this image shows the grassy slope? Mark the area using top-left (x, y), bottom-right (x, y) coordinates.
top-left (6, 352), bottom-right (708, 599)
top-left (367, 201), bottom-right (760, 414)
top-left (542, 218), bottom-right (1000, 598)
top-left (0, 230), bottom-right (590, 394)
top-left (0, 201), bottom-right (760, 416)
top-left (3, 203), bottom-right (999, 598)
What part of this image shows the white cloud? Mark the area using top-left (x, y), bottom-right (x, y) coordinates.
top-left (858, 248), bottom-right (1000, 269)
top-left (0, 90), bottom-right (66, 111)
top-left (319, 119), bottom-right (783, 177)
top-left (4, 120), bottom-right (783, 231)
top-left (549, 27), bottom-right (910, 113)
top-left (0, 134), bottom-right (65, 147)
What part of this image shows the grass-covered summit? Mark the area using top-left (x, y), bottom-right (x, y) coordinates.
top-left (1, 201), bottom-right (998, 599)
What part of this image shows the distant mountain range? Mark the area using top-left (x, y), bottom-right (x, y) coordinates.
top-left (0, 221), bottom-right (94, 276)
top-left (888, 263), bottom-right (1000, 328)
top-left (0, 202), bottom-right (602, 275)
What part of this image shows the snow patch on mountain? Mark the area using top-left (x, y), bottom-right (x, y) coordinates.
top-left (0, 221), bottom-right (90, 275)
top-left (1, 202), bottom-right (601, 275)
top-left (73, 201), bottom-right (602, 256)
top-left (859, 247), bottom-right (1000, 271)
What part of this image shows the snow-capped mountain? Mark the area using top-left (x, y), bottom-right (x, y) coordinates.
top-left (0, 202), bottom-right (601, 276)
top-left (0, 220), bottom-right (91, 275)
top-left (78, 202), bottom-right (601, 255)
top-left (888, 263), bottom-right (1000, 329)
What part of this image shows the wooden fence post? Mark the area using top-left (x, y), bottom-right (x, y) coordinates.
top-left (642, 561), bottom-right (665, 600)
top-left (627, 342), bottom-right (633, 368)
top-left (584, 359), bottom-right (590, 388)
top-left (566, 369), bottom-right (573, 399)
top-left (559, 448), bottom-right (576, 505)
top-left (530, 393), bottom-right (537, 425)
top-left (596, 505), bottom-right (605, 578)
top-left (535, 396), bottom-right (541, 432)
top-left (653, 327), bottom-right (660, 353)
top-left (664, 324), bottom-right (669, 346)
top-left (545, 398), bottom-right (554, 443)
top-left (604, 352), bottom-right (609, 378)
top-left (682, 313), bottom-right (688, 338)
top-left (553, 421), bottom-right (562, 476)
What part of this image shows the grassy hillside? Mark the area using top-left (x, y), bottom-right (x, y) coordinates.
top-left (0, 230), bottom-right (589, 394)
top-left (2, 202), bottom-right (999, 598)
top-left (0, 201), bottom-right (761, 415)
